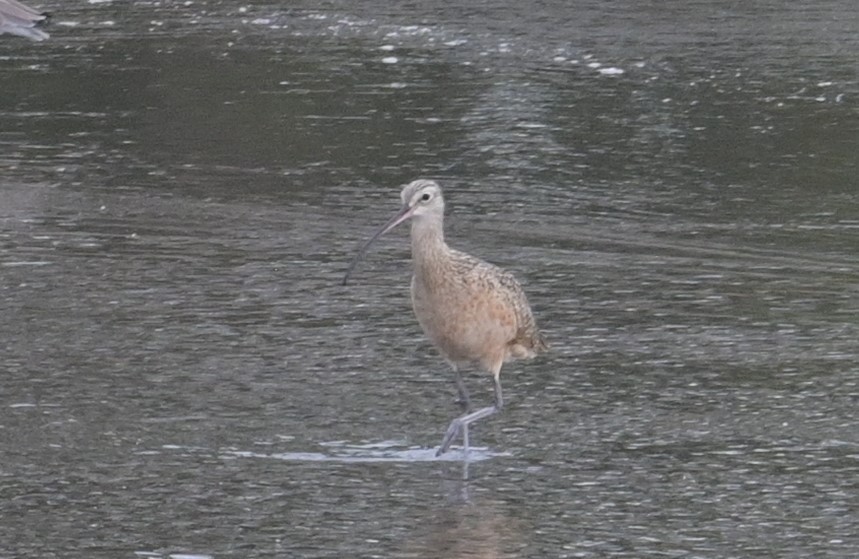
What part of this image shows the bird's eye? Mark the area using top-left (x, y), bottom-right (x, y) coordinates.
top-left (421, 193), bottom-right (431, 202)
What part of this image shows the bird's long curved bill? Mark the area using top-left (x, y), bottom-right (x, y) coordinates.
top-left (342, 204), bottom-right (415, 285)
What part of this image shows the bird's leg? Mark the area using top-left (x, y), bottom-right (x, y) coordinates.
top-left (453, 367), bottom-right (472, 412)
top-left (436, 406), bottom-right (497, 457)
top-left (436, 360), bottom-right (504, 457)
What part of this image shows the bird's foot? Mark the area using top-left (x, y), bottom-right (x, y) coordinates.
top-left (436, 417), bottom-right (463, 456)
top-left (435, 405), bottom-right (498, 457)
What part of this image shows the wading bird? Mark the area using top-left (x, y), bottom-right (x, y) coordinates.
top-left (344, 179), bottom-right (547, 456)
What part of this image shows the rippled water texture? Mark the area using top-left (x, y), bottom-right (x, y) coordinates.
top-left (1, 0), bottom-right (858, 557)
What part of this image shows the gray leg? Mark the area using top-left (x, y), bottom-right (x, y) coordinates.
top-left (453, 367), bottom-right (472, 412)
top-left (435, 359), bottom-right (505, 458)
top-left (436, 406), bottom-right (497, 457)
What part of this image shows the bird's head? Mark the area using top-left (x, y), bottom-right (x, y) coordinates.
top-left (399, 179), bottom-right (444, 221)
top-left (342, 179), bottom-right (445, 285)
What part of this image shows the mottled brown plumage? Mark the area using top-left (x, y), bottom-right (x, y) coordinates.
top-left (344, 179), bottom-right (546, 457)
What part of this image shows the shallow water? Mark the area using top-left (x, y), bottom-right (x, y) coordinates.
top-left (1, 0), bottom-right (858, 557)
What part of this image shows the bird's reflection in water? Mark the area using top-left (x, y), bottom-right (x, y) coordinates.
top-left (402, 493), bottom-right (526, 559)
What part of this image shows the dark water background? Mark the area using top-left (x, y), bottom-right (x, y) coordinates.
top-left (1, 0), bottom-right (858, 557)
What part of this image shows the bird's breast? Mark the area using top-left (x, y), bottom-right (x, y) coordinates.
top-left (410, 269), bottom-right (518, 365)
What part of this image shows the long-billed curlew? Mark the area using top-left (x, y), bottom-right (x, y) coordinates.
top-left (0, 0), bottom-right (49, 41)
top-left (344, 179), bottom-right (547, 456)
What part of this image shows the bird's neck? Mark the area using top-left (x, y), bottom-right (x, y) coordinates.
top-left (410, 217), bottom-right (449, 269)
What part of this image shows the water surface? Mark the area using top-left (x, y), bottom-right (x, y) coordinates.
top-left (1, 0), bottom-right (858, 557)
